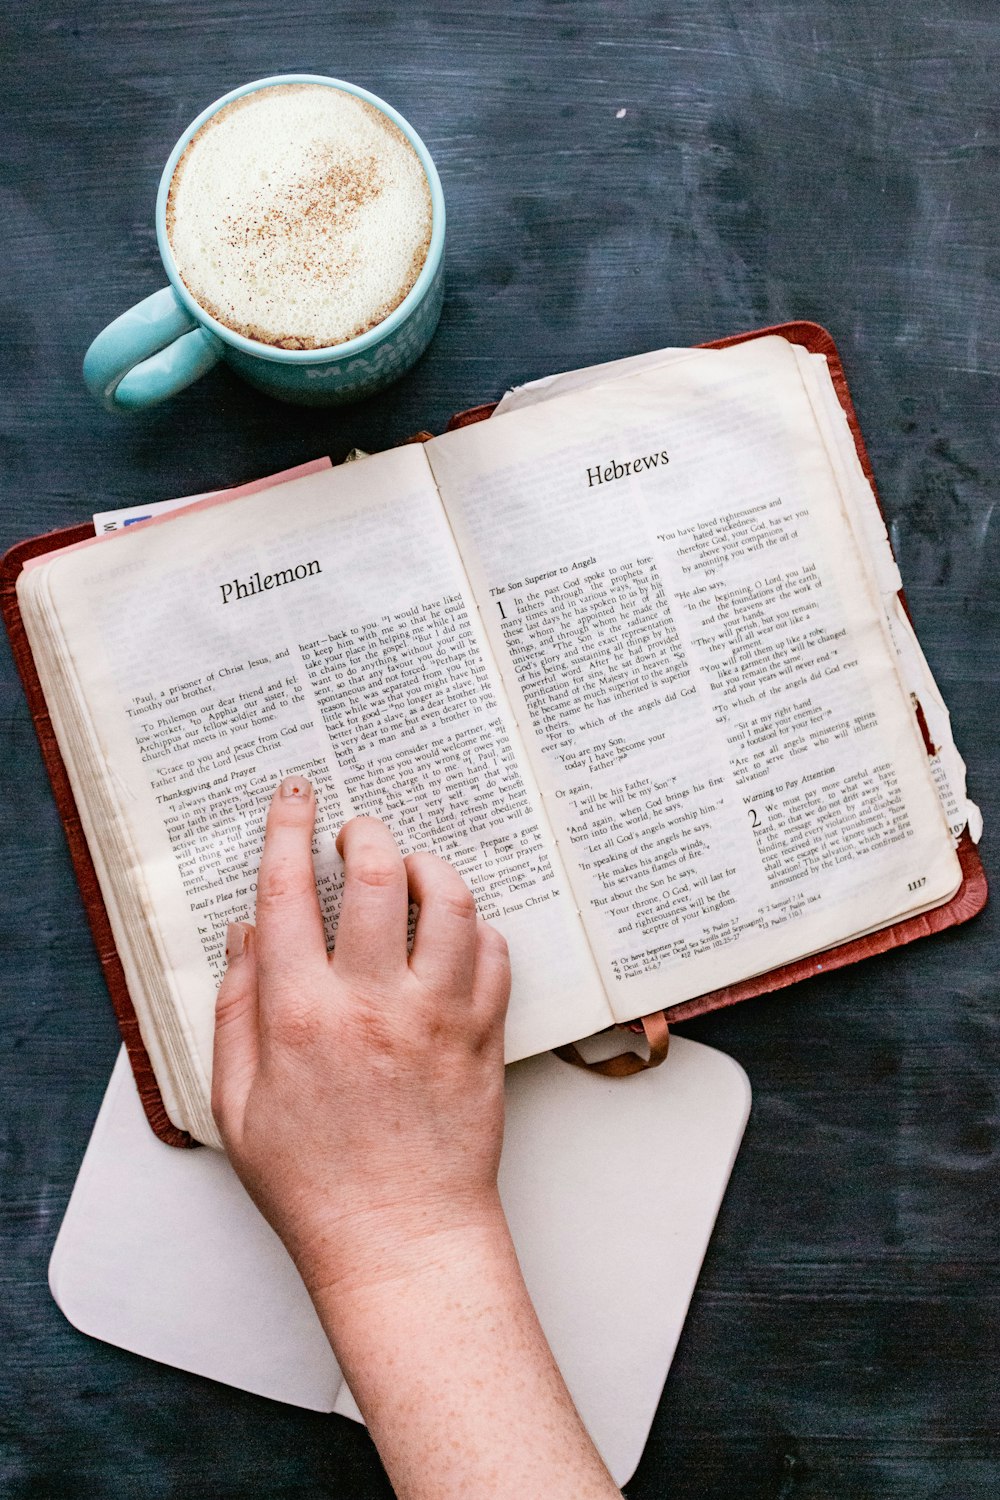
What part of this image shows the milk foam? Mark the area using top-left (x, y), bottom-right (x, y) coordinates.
top-left (166, 84), bottom-right (433, 350)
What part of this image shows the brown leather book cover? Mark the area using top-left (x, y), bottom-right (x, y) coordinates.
top-left (2, 321), bottom-right (986, 1145)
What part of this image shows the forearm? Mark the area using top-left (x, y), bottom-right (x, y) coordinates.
top-left (303, 1197), bottom-right (621, 1500)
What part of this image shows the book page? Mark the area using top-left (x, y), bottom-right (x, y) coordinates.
top-left (426, 337), bottom-right (962, 1019)
top-left (25, 447), bottom-right (612, 1144)
top-left (497, 341), bottom-right (981, 846)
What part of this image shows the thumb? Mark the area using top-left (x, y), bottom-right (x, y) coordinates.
top-left (212, 921), bottom-right (260, 1145)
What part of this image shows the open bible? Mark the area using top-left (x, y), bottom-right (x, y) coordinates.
top-left (7, 325), bottom-right (984, 1148)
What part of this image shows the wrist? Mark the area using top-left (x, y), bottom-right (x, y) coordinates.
top-left (290, 1184), bottom-right (511, 1305)
top-left (301, 1194), bottom-right (621, 1500)
top-left (306, 1199), bottom-right (526, 1406)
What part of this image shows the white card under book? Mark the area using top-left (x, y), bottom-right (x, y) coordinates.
top-left (50, 1035), bottom-right (750, 1488)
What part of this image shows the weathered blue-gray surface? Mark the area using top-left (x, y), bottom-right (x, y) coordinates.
top-left (1, 3), bottom-right (997, 1496)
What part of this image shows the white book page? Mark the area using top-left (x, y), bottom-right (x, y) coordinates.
top-left (29, 447), bottom-right (612, 1143)
top-left (426, 337), bottom-right (961, 1020)
top-left (493, 346), bottom-right (697, 414)
top-left (498, 341), bottom-right (980, 846)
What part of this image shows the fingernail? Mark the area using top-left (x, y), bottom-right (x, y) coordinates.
top-left (280, 775), bottom-right (312, 800)
top-left (225, 922), bottom-right (249, 961)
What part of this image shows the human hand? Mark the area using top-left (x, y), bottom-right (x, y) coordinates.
top-left (211, 775), bottom-right (511, 1298)
top-left (213, 776), bottom-right (619, 1499)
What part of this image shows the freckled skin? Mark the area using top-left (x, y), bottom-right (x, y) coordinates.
top-left (213, 785), bottom-right (622, 1499)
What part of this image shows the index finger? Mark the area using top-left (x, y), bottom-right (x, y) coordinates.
top-left (254, 775), bottom-right (328, 982)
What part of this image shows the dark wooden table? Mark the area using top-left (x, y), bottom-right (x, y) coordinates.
top-left (2, 3), bottom-right (998, 1496)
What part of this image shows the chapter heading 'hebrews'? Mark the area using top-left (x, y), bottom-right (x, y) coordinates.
top-left (220, 560), bottom-right (322, 604)
top-left (586, 449), bottom-right (669, 487)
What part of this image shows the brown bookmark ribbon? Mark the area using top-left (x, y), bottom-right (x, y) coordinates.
top-left (552, 1011), bottom-right (670, 1078)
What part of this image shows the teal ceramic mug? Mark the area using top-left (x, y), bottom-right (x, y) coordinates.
top-left (83, 75), bottom-right (445, 412)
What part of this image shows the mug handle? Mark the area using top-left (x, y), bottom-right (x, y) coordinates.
top-left (83, 287), bottom-right (222, 413)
